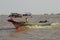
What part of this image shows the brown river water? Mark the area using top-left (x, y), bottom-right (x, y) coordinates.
top-left (0, 15), bottom-right (60, 40)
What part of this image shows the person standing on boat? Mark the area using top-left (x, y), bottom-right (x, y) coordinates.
top-left (25, 18), bottom-right (29, 23)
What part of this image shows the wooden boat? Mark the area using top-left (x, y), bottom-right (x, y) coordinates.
top-left (8, 19), bottom-right (51, 29)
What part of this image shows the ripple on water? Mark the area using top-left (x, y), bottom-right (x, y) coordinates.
top-left (0, 26), bottom-right (60, 40)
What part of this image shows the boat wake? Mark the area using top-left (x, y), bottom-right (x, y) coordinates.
top-left (51, 23), bottom-right (60, 27)
top-left (24, 26), bottom-right (51, 29)
top-left (23, 23), bottom-right (60, 29)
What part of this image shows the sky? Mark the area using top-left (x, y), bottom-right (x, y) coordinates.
top-left (0, 0), bottom-right (60, 15)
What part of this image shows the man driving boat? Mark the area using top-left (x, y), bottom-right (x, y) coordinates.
top-left (25, 18), bottom-right (29, 23)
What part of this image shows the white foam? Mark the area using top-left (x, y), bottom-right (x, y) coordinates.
top-left (25, 25), bottom-right (51, 29)
top-left (51, 23), bottom-right (60, 27)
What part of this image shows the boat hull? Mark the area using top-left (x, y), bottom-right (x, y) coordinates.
top-left (8, 20), bottom-right (51, 29)
top-left (17, 22), bottom-right (51, 26)
top-left (13, 22), bottom-right (51, 29)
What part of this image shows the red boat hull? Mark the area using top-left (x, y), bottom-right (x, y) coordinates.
top-left (8, 17), bottom-right (24, 29)
top-left (13, 23), bottom-right (23, 29)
